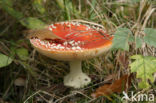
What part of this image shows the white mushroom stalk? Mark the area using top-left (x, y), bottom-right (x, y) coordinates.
top-left (64, 60), bottom-right (91, 88)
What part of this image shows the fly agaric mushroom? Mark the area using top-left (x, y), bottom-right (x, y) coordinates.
top-left (29, 21), bottom-right (113, 88)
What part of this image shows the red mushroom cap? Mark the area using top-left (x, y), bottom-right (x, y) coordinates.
top-left (30, 21), bottom-right (113, 61)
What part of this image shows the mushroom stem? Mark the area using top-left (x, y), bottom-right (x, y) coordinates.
top-left (64, 60), bottom-right (91, 88)
top-left (70, 60), bottom-right (82, 74)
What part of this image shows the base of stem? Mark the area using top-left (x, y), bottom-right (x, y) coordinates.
top-left (64, 72), bottom-right (91, 88)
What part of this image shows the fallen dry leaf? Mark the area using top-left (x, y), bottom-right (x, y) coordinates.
top-left (25, 28), bottom-right (64, 40)
top-left (91, 74), bottom-right (132, 98)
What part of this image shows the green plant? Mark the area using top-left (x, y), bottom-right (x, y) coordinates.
top-left (0, 53), bottom-right (13, 68)
top-left (112, 27), bottom-right (156, 89)
top-left (130, 55), bottom-right (156, 88)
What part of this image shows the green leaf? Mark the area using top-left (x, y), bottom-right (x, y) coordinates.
top-left (0, 53), bottom-right (13, 68)
top-left (20, 17), bottom-right (46, 29)
top-left (16, 48), bottom-right (29, 61)
top-left (135, 37), bottom-right (143, 49)
top-left (144, 28), bottom-right (156, 48)
top-left (33, 0), bottom-right (46, 14)
top-left (130, 55), bottom-right (156, 88)
top-left (111, 28), bottom-right (134, 51)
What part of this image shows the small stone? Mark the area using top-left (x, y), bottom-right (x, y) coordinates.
top-left (14, 77), bottom-right (26, 86)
